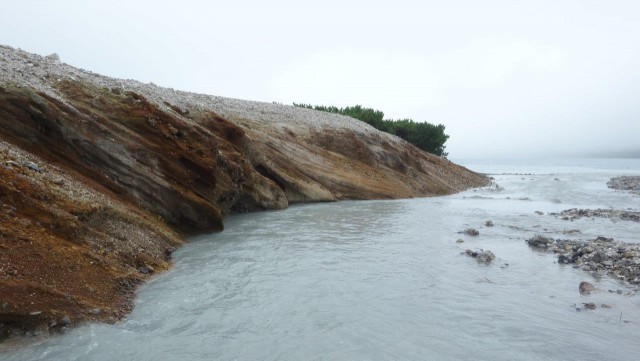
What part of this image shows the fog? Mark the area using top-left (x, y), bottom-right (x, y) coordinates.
top-left (1, 0), bottom-right (639, 159)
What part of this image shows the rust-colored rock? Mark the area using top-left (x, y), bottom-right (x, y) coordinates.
top-left (0, 45), bottom-right (488, 340)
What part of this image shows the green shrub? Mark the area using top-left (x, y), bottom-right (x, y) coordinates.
top-left (293, 103), bottom-right (448, 156)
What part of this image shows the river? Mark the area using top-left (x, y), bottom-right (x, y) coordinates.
top-left (3, 158), bottom-right (640, 360)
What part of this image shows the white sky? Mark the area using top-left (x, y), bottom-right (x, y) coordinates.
top-left (1, 0), bottom-right (639, 159)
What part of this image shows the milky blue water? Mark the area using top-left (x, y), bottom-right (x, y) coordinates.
top-left (3, 158), bottom-right (640, 360)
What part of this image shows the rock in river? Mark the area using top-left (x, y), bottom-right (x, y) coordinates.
top-left (579, 281), bottom-right (596, 295)
top-left (465, 249), bottom-right (496, 264)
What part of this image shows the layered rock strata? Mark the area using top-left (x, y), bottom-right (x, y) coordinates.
top-left (0, 45), bottom-right (488, 339)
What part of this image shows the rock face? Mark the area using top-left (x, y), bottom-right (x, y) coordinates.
top-left (0, 45), bottom-right (488, 339)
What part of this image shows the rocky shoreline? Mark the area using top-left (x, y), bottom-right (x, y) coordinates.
top-left (551, 208), bottom-right (640, 222)
top-left (0, 45), bottom-right (489, 341)
top-left (528, 176), bottom-right (640, 291)
top-left (608, 176), bottom-right (640, 194)
top-left (458, 175), bottom-right (640, 302)
top-left (526, 235), bottom-right (640, 286)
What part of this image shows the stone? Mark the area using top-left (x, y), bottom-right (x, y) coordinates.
top-left (595, 236), bottom-right (614, 243)
top-left (60, 315), bottom-right (71, 326)
top-left (464, 228), bottom-right (479, 236)
top-left (465, 249), bottom-right (496, 264)
top-left (526, 235), bottom-right (554, 248)
top-left (591, 251), bottom-right (604, 263)
top-left (623, 251), bottom-right (635, 259)
top-left (579, 281), bottom-right (596, 295)
top-left (45, 53), bottom-right (60, 62)
top-left (476, 251), bottom-right (496, 264)
top-left (485, 220), bottom-right (494, 227)
top-left (26, 161), bottom-right (42, 173)
top-left (456, 239), bottom-right (464, 243)
top-left (557, 208), bottom-right (640, 223)
top-left (535, 211), bottom-right (544, 215)
top-left (607, 176), bottom-right (640, 193)
top-left (138, 265), bottom-right (155, 274)
top-left (582, 302), bottom-right (597, 310)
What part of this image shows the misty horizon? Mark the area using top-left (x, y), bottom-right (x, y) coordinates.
top-left (1, 0), bottom-right (639, 159)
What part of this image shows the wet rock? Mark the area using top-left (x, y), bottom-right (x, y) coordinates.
top-left (553, 208), bottom-right (640, 223)
top-left (591, 251), bottom-right (605, 263)
top-left (527, 234), bottom-right (640, 285)
top-left (562, 229), bottom-right (580, 235)
top-left (535, 211), bottom-right (544, 215)
top-left (60, 315), bottom-right (71, 326)
top-left (582, 302), bottom-right (597, 310)
top-left (579, 281), bottom-right (596, 295)
top-left (485, 220), bottom-right (494, 227)
top-left (596, 236), bottom-right (614, 243)
top-left (476, 251), bottom-right (496, 263)
top-left (607, 176), bottom-right (640, 194)
top-left (465, 249), bottom-right (496, 264)
top-left (464, 228), bottom-right (479, 236)
top-left (456, 239), bottom-right (465, 243)
top-left (526, 235), bottom-right (554, 249)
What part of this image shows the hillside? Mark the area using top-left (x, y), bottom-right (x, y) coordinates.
top-left (0, 45), bottom-right (488, 339)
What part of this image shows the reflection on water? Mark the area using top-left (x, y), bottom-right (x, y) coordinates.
top-left (3, 159), bottom-right (640, 361)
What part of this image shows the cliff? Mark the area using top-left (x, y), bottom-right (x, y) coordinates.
top-left (0, 45), bottom-right (488, 339)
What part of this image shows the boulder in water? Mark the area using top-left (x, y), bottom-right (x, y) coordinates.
top-left (464, 228), bottom-right (479, 236)
top-left (465, 249), bottom-right (496, 264)
top-left (579, 281), bottom-right (596, 295)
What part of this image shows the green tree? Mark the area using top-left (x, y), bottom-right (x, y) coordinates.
top-left (293, 103), bottom-right (448, 156)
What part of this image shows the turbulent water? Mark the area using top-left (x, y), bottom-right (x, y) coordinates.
top-left (3, 158), bottom-right (640, 360)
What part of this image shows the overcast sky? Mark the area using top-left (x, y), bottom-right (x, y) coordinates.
top-left (2, 0), bottom-right (639, 159)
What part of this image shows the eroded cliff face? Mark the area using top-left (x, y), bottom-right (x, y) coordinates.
top-left (0, 46), bottom-right (488, 339)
